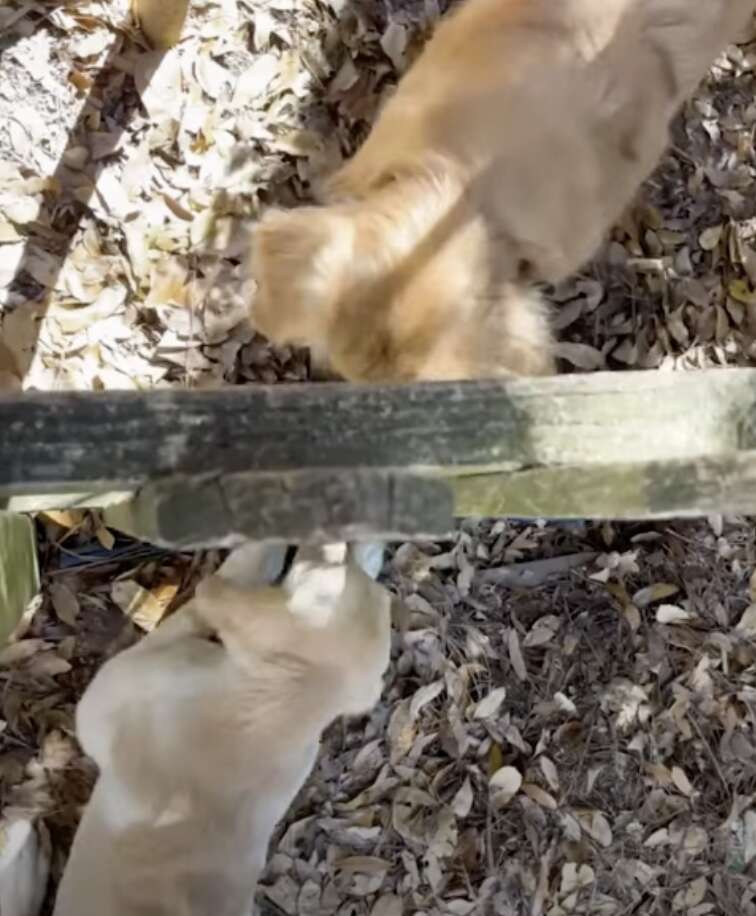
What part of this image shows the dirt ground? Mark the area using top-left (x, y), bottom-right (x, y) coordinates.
top-left (2, 1), bottom-right (756, 914)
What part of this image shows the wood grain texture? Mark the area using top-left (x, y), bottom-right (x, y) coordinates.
top-left (2, 369), bottom-right (754, 490)
top-left (3, 368), bottom-right (756, 539)
top-left (103, 471), bottom-right (455, 547)
top-left (0, 512), bottom-right (39, 642)
top-left (452, 452), bottom-right (756, 520)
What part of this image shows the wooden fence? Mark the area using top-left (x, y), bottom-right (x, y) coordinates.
top-left (2, 368), bottom-right (755, 548)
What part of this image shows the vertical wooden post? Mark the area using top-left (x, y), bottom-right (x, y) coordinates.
top-left (0, 513), bottom-right (39, 643)
top-left (131, 0), bottom-right (190, 49)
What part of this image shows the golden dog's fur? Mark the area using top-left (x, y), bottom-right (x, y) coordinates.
top-left (252, 0), bottom-right (753, 382)
top-left (53, 545), bottom-right (391, 916)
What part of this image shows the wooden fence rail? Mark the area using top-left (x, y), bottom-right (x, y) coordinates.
top-left (2, 367), bottom-right (756, 545)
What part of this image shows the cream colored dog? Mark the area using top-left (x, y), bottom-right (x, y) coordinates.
top-left (53, 544), bottom-right (391, 916)
top-left (252, 0), bottom-right (753, 382)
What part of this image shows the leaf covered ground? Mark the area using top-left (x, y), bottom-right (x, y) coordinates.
top-left (2, 1), bottom-right (756, 914)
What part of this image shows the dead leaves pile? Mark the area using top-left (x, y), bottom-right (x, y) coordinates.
top-left (248, 517), bottom-right (756, 916)
top-left (551, 39), bottom-right (756, 375)
top-left (4, 518), bottom-right (756, 912)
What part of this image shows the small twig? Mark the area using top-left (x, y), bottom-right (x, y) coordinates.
top-left (687, 710), bottom-right (732, 799)
top-left (530, 840), bottom-right (555, 916)
top-left (618, 892), bottom-right (654, 916)
top-left (671, 144), bottom-right (697, 166)
top-left (562, 714), bottom-right (598, 803)
top-left (479, 552), bottom-right (597, 588)
top-left (485, 805), bottom-right (495, 876)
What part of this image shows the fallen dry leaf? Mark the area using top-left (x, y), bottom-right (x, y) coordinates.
top-left (451, 777), bottom-right (474, 818)
top-left (507, 629), bottom-right (527, 681)
top-left (656, 604), bottom-right (693, 624)
top-left (111, 580), bottom-right (178, 632)
top-left (671, 766), bottom-right (695, 798)
top-left (25, 652), bottom-right (72, 677)
top-left (472, 686), bottom-right (507, 720)
top-left (409, 680), bottom-right (445, 720)
top-left (698, 225), bottom-right (723, 251)
top-left (632, 582), bottom-right (679, 609)
top-left (560, 862), bottom-right (595, 894)
top-left (0, 639), bottom-right (50, 667)
top-left (576, 809), bottom-right (613, 847)
top-left (539, 756), bottom-right (560, 792)
top-left (553, 341), bottom-right (606, 370)
top-left (522, 783), bottom-right (558, 810)
top-left (95, 526), bottom-right (115, 551)
top-left (672, 876), bottom-right (707, 910)
top-left (489, 766), bottom-right (522, 807)
top-left (49, 582), bottom-right (80, 627)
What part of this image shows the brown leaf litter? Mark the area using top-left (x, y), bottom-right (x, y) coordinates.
top-left (2, 2), bottom-right (756, 914)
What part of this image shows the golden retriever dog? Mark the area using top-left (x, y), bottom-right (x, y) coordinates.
top-left (53, 543), bottom-right (391, 916)
top-left (251, 0), bottom-right (753, 382)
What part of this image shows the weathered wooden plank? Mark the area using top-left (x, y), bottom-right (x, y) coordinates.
top-left (1, 369), bottom-right (755, 499)
top-left (5, 492), bottom-right (133, 513)
top-left (103, 471), bottom-right (455, 548)
top-left (4, 369), bottom-right (756, 537)
top-left (452, 451), bottom-right (756, 520)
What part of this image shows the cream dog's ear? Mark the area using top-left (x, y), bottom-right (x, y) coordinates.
top-left (251, 207), bottom-right (354, 346)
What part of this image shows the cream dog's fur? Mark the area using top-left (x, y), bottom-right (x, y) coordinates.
top-left (252, 0), bottom-right (753, 382)
top-left (53, 546), bottom-right (391, 916)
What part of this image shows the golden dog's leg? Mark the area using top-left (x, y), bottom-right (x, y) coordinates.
top-left (131, 0), bottom-right (189, 49)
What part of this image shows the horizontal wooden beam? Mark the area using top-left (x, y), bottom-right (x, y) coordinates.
top-left (452, 451), bottom-right (756, 520)
top-left (103, 471), bottom-right (455, 548)
top-left (2, 369), bottom-right (754, 492)
top-left (2, 368), bottom-right (756, 539)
